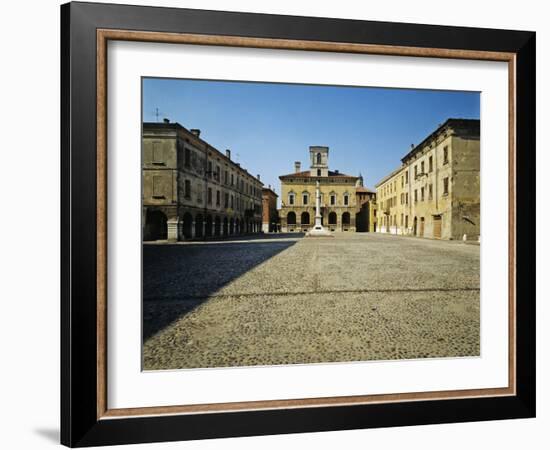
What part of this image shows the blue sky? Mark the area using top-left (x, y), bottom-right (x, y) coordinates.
top-left (143, 78), bottom-right (479, 195)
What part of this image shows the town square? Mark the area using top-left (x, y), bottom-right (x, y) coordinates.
top-left (143, 233), bottom-right (479, 369)
top-left (141, 79), bottom-right (481, 370)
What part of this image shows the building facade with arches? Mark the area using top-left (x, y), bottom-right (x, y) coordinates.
top-left (279, 146), bottom-right (375, 233)
top-left (375, 118), bottom-right (480, 240)
top-left (142, 121), bottom-right (263, 241)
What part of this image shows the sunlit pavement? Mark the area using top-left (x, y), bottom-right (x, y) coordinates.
top-left (143, 233), bottom-right (480, 370)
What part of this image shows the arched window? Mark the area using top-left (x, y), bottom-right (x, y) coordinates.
top-left (328, 212), bottom-right (337, 225)
top-left (316, 152), bottom-right (322, 165)
top-left (301, 212), bottom-right (310, 225)
top-left (342, 212), bottom-right (351, 225)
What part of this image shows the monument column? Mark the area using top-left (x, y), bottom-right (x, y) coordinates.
top-left (306, 180), bottom-right (332, 237)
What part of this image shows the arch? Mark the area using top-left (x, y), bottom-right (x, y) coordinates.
top-left (328, 211), bottom-right (337, 225)
top-left (342, 212), bottom-right (351, 225)
top-left (145, 209), bottom-right (167, 240)
top-left (301, 211), bottom-right (310, 225)
top-left (205, 215), bottom-right (213, 237)
top-left (229, 218), bottom-right (234, 235)
top-left (182, 212), bottom-right (193, 239)
top-left (196, 214), bottom-right (205, 237)
top-left (214, 216), bottom-right (221, 236)
top-left (223, 217), bottom-right (228, 236)
top-left (316, 152), bottom-right (322, 165)
top-left (287, 211), bottom-right (296, 225)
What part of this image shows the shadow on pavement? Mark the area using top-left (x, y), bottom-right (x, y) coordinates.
top-left (143, 238), bottom-right (299, 341)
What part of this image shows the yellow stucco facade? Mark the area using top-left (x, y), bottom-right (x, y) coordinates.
top-left (279, 146), bottom-right (376, 232)
top-left (375, 119), bottom-right (480, 240)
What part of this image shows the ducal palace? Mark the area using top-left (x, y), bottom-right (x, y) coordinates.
top-left (142, 120), bottom-right (263, 241)
top-left (279, 146), bottom-right (375, 233)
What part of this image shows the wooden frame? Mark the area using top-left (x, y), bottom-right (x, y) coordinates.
top-left (61, 1), bottom-right (535, 447)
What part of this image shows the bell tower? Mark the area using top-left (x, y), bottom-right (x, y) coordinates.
top-left (309, 146), bottom-right (329, 177)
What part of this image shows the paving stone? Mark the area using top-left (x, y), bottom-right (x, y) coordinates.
top-left (143, 233), bottom-right (480, 369)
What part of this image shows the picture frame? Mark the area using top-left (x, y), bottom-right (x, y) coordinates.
top-left (60, 1), bottom-right (536, 447)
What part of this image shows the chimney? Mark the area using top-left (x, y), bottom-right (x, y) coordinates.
top-left (410, 143), bottom-right (415, 149)
top-left (163, 118), bottom-right (170, 124)
top-left (257, 174), bottom-right (261, 181)
top-left (334, 169), bottom-right (339, 174)
top-left (190, 129), bottom-right (201, 137)
top-left (226, 149), bottom-right (231, 159)
top-left (294, 161), bottom-right (301, 173)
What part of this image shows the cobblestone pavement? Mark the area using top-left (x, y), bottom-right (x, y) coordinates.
top-left (143, 233), bottom-right (480, 370)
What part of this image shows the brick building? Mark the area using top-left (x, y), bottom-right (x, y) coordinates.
top-left (262, 187), bottom-right (279, 233)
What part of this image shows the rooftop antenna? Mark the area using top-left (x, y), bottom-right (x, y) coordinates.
top-left (152, 107), bottom-right (167, 122)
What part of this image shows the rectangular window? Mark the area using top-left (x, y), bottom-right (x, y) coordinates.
top-left (429, 184), bottom-right (433, 200)
top-left (414, 165), bottom-right (418, 178)
top-left (207, 187), bottom-right (212, 205)
top-left (429, 155), bottom-right (433, 172)
top-left (231, 195), bottom-right (234, 209)
top-left (344, 195), bottom-right (349, 206)
top-left (421, 187), bottom-right (425, 201)
top-left (443, 146), bottom-right (449, 164)
top-left (184, 147), bottom-right (191, 168)
top-left (224, 170), bottom-right (228, 184)
top-left (152, 141), bottom-right (163, 164)
top-left (208, 161), bottom-right (213, 177)
top-left (303, 194), bottom-right (308, 205)
top-left (216, 165), bottom-right (221, 180)
top-left (289, 194), bottom-right (294, 205)
top-left (184, 180), bottom-right (191, 199)
top-left (224, 192), bottom-right (229, 208)
top-left (231, 173), bottom-right (234, 186)
top-left (405, 171), bottom-right (409, 184)
top-left (406, 193), bottom-right (409, 204)
top-left (414, 189), bottom-right (418, 203)
top-left (443, 177), bottom-right (449, 195)
top-left (421, 161), bottom-right (425, 174)
top-left (216, 190), bottom-right (220, 206)
top-left (152, 176), bottom-right (164, 198)
top-left (330, 194), bottom-right (336, 205)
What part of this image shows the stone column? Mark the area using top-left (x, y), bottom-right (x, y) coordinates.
top-left (167, 217), bottom-right (180, 242)
top-left (314, 181), bottom-right (322, 228)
